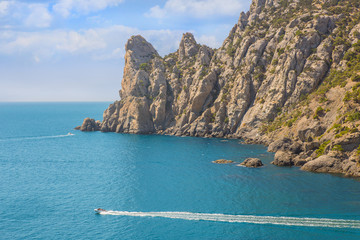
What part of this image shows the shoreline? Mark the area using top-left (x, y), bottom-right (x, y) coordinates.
top-left (75, 122), bottom-right (360, 179)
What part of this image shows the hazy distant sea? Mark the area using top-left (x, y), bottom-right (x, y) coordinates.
top-left (1, 102), bottom-right (360, 239)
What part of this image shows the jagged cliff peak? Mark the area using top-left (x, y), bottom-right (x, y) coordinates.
top-left (237, 12), bottom-right (249, 30)
top-left (125, 35), bottom-right (159, 68)
top-left (250, 0), bottom-right (266, 12)
top-left (178, 32), bottom-right (200, 60)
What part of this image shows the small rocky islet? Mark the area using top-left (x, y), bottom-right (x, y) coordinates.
top-left (239, 158), bottom-right (264, 168)
top-left (212, 159), bottom-right (234, 164)
top-left (212, 158), bottom-right (263, 168)
top-left (77, 0), bottom-right (360, 177)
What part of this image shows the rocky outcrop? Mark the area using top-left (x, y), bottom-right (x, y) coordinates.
top-left (79, 0), bottom-right (360, 177)
top-left (271, 150), bottom-right (293, 166)
top-left (212, 159), bottom-right (234, 164)
top-left (77, 118), bottom-right (101, 132)
top-left (94, 1), bottom-right (342, 138)
top-left (240, 158), bottom-right (263, 168)
top-left (268, 138), bottom-right (302, 154)
top-left (301, 155), bottom-right (342, 174)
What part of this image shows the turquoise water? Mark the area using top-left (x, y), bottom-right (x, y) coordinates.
top-left (1, 103), bottom-right (360, 239)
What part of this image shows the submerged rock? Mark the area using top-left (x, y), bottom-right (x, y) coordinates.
top-left (239, 158), bottom-right (263, 168)
top-left (212, 159), bottom-right (234, 164)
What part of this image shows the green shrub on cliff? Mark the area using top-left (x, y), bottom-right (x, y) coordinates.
top-left (139, 63), bottom-right (150, 71)
top-left (343, 85), bottom-right (360, 103)
top-left (333, 145), bottom-right (344, 152)
top-left (313, 106), bottom-right (324, 119)
top-left (335, 127), bottom-right (350, 138)
top-left (295, 30), bottom-right (304, 37)
top-left (345, 111), bottom-right (360, 122)
top-left (285, 110), bottom-right (302, 127)
top-left (316, 140), bottom-right (331, 157)
top-left (226, 43), bottom-right (236, 57)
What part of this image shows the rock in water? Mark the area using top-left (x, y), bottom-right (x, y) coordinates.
top-left (79, 118), bottom-right (101, 132)
top-left (212, 159), bottom-right (234, 164)
top-left (239, 158), bottom-right (263, 168)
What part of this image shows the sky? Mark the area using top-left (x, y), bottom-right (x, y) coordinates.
top-left (0, 0), bottom-right (251, 102)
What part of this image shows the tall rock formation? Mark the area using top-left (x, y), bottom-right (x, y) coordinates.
top-left (79, 0), bottom-right (360, 177)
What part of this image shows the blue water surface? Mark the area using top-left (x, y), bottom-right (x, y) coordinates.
top-left (0, 102), bottom-right (360, 239)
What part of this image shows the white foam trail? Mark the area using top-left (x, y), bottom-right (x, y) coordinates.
top-left (99, 211), bottom-right (360, 229)
top-left (0, 134), bottom-right (74, 142)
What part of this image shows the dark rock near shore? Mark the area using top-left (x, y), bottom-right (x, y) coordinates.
top-left (268, 138), bottom-right (303, 155)
top-left (298, 125), bottom-right (327, 142)
top-left (271, 150), bottom-right (294, 166)
top-left (292, 153), bottom-right (309, 166)
top-left (303, 142), bottom-right (320, 152)
top-left (268, 138), bottom-right (292, 153)
top-left (239, 158), bottom-right (263, 168)
top-left (289, 142), bottom-right (303, 154)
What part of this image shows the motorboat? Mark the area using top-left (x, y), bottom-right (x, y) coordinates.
top-left (67, 132), bottom-right (74, 136)
top-left (94, 208), bottom-right (106, 214)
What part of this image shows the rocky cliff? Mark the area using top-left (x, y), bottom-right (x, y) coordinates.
top-left (78, 0), bottom-right (360, 177)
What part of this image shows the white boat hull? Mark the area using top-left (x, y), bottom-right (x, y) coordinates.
top-left (94, 208), bottom-right (106, 214)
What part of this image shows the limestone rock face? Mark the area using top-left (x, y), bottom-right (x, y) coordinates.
top-left (268, 138), bottom-right (293, 152)
top-left (79, 0), bottom-right (360, 177)
top-left (178, 33), bottom-right (199, 61)
top-left (80, 118), bottom-right (101, 132)
top-left (271, 151), bottom-right (293, 166)
top-left (87, 1), bottom-right (338, 137)
top-left (301, 155), bottom-right (341, 173)
top-left (96, 0), bottom-right (344, 139)
top-left (240, 158), bottom-right (263, 168)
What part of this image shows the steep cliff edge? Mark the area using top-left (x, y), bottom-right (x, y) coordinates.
top-left (79, 0), bottom-right (360, 177)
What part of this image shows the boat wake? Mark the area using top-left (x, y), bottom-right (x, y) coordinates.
top-left (98, 211), bottom-right (360, 229)
top-left (0, 133), bottom-right (74, 142)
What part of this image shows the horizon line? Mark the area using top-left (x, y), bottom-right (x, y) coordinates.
top-left (0, 101), bottom-right (115, 103)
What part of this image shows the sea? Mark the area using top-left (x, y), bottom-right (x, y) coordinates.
top-left (1, 102), bottom-right (360, 240)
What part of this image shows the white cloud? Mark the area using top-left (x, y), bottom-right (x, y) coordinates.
top-left (197, 35), bottom-right (221, 48)
top-left (53, 0), bottom-right (124, 18)
top-left (33, 55), bottom-right (40, 63)
top-left (146, 0), bottom-right (243, 19)
top-left (0, 26), bottom-right (185, 62)
top-left (0, 29), bottom-right (107, 60)
top-left (0, 1), bottom-right (11, 16)
top-left (146, 5), bottom-right (166, 19)
top-left (0, 23), bottom-right (229, 64)
top-left (55, 29), bottom-right (107, 53)
top-left (0, 1), bottom-right (52, 28)
top-left (25, 4), bottom-right (52, 28)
